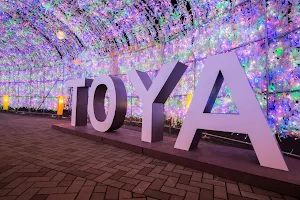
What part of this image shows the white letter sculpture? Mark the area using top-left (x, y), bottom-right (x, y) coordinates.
top-left (88, 75), bottom-right (127, 132)
top-left (66, 79), bottom-right (93, 126)
top-left (174, 52), bottom-right (288, 171)
top-left (128, 61), bottom-right (187, 142)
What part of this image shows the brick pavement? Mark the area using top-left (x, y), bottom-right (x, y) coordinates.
top-left (0, 113), bottom-right (298, 200)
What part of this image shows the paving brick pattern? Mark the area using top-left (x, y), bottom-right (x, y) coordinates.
top-left (0, 113), bottom-right (297, 200)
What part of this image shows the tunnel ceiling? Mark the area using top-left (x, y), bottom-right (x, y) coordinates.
top-left (0, 0), bottom-right (235, 69)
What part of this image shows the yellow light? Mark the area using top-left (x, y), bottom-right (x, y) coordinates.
top-left (2, 95), bottom-right (9, 111)
top-left (57, 96), bottom-right (65, 116)
top-left (186, 93), bottom-right (193, 111)
top-left (56, 30), bottom-right (65, 40)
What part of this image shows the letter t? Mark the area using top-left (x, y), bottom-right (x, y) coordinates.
top-left (66, 79), bottom-right (93, 126)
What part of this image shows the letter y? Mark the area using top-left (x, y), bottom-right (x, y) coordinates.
top-left (128, 61), bottom-right (187, 142)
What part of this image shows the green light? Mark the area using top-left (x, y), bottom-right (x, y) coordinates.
top-left (291, 85), bottom-right (300, 91)
top-left (65, 12), bottom-right (72, 20)
top-left (269, 84), bottom-right (275, 92)
top-left (291, 91), bottom-right (300, 100)
top-left (216, 3), bottom-right (224, 9)
top-left (258, 16), bottom-right (264, 24)
top-left (275, 48), bottom-right (283, 57)
top-left (159, 17), bottom-right (164, 25)
top-left (292, 49), bottom-right (299, 57)
top-left (224, 87), bottom-right (230, 94)
top-left (173, 12), bottom-right (180, 20)
top-left (242, 60), bottom-right (250, 68)
top-left (43, 3), bottom-right (52, 11)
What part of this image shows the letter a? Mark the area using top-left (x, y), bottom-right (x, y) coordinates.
top-left (174, 52), bottom-right (288, 171)
top-left (128, 61), bottom-right (187, 142)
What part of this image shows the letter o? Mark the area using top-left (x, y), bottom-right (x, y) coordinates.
top-left (88, 75), bottom-right (127, 132)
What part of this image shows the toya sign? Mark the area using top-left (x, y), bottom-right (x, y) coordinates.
top-left (67, 52), bottom-right (288, 171)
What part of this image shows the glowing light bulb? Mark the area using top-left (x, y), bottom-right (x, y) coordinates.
top-left (56, 30), bottom-right (66, 40)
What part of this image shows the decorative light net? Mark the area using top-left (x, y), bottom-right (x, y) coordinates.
top-left (0, 0), bottom-right (299, 139)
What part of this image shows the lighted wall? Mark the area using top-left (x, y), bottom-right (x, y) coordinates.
top-left (0, 0), bottom-right (299, 139)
